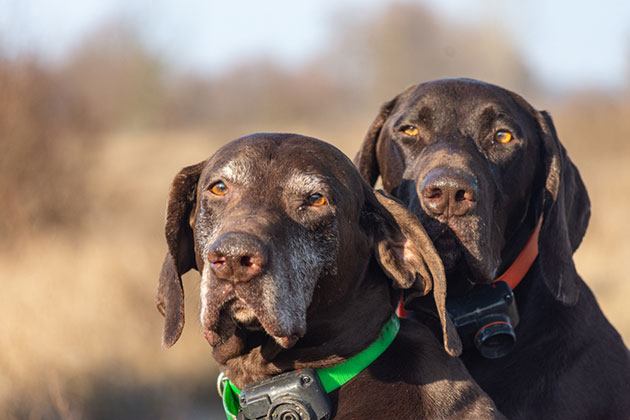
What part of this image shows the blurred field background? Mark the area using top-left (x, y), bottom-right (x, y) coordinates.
top-left (1, 1), bottom-right (629, 418)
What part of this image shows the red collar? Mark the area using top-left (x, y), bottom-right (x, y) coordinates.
top-left (494, 216), bottom-right (543, 290)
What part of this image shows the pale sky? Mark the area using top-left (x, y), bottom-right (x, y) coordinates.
top-left (1, 0), bottom-right (628, 91)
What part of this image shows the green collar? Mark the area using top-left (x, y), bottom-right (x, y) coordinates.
top-left (219, 315), bottom-right (400, 419)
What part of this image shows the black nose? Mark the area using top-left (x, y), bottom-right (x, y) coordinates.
top-left (420, 168), bottom-right (478, 217)
top-left (208, 233), bottom-right (268, 283)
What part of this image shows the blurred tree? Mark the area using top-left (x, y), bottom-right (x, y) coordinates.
top-left (161, 72), bottom-right (214, 128)
top-left (164, 2), bottom-right (536, 128)
top-left (62, 20), bottom-right (167, 131)
top-left (203, 58), bottom-right (342, 128)
top-left (0, 57), bottom-right (98, 243)
top-left (323, 2), bottom-right (534, 106)
top-left (60, 3), bottom-right (535, 132)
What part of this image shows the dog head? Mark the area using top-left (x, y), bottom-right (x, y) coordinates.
top-left (355, 79), bottom-right (590, 304)
top-left (157, 133), bottom-right (461, 368)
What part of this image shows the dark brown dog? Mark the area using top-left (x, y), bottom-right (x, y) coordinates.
top-left (355, 78), bottom-right (630, 419)
top-left (156, 133), bottom-right (503, 419)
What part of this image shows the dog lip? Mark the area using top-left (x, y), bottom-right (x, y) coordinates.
top-left (427, 222), bottom-right (496, 284)
top-left (433, 237), bottom-right (494, 288)
top-left (206, 290), bottom-right (305, 352)
top-left (231, 310), bottom-right (263, 331)
top-left (203, 329), bottom-right (221, 346)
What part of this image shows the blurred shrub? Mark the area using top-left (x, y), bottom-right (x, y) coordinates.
top-left (148, 2), bottom-right (535, 130)
top-left (0, 57), bottom-right (100, 245)
top-left (322, 3), bottom-right (534, 103)
top-left (62, 20), bottom-right (167, 130)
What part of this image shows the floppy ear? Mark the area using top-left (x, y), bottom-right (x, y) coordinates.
top-left (369, 189), bottom-right (462, 356)
top-left (156, 161), bottom-right (206, 347)
top-left (355, 86), bottom-right (420, 191)
top-left (535, 111), bottom-right (590, 305)
top-left (354, 98), bottom-right (398, 187)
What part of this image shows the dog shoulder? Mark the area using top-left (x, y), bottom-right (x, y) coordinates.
top-left (335, 318), bottom-right (504, 419)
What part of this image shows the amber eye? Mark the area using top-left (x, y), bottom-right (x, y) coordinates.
top-left (209, 180), bottom-right (228, 196)
top-left (400, 125), bottom-right (419, 137)
top-left (494, 129), bottom-right (513, 144)
top-left (307, 193), bottom-right (329, 207)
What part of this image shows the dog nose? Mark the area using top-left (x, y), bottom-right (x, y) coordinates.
top-left (208, 233), bottom-right (268, 283)
top-left (420, 168), bottom-right (477, 217)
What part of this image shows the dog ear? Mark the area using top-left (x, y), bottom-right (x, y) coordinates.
top-left (535, 111), bottom-right (590, 306)
top-left (354, 85), bottom-right (417, 190)
top-left (156, 161), bottom-right (206, 347)
top-left (354, 98), bottom-right (397, 187)
top-left (368, 189), bottom-right (462, 356)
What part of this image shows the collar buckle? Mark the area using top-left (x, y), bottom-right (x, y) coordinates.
top-left (217, 371), bottom-right (229, 398)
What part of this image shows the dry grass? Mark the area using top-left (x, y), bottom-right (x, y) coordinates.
top-left (0, 131), bottom-right (225, 419)
top-left (1, 105), bottom-right (628, 418)
top-left (553, 98), bottom-right (630, 338)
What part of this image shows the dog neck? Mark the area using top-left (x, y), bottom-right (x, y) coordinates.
top-left (221, 259), bottom-right (395, 389)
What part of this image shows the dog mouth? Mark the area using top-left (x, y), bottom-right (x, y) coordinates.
top-left (200, 247), bottom-right (322, 362)
top-left (228, 300), bottom-right (272, 350)
top-left (229, 299), bottom-right (262, 330)
top-left (422, 218), bottom-right (495, 293)
top-left (203, 293), bottom-right (302, 364)
top-left (203, 298), bottom-right (274, 362)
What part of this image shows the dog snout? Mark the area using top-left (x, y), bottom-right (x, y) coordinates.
top-left (420, 168), bottom-right (478, 217)
top-left (208, 232), bottom-right (268, 283)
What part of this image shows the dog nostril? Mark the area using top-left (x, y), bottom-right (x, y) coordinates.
top-left (454, 189), bottom-right (475, 202)
top-left (240, 256), bottom-right (253, 267)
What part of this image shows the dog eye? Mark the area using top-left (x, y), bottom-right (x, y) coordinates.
top-left (209, 180), bottom-right (228, 196)
top-left (400, 125), bottom-right (419, 137)
top-left (494, 129), bottom-right (513, 144)
top-left (306, 193), bottom-right (329, 207)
